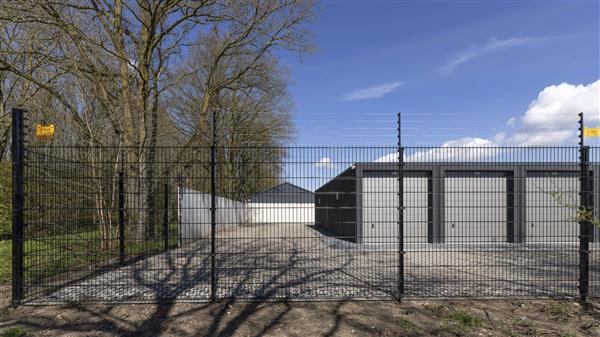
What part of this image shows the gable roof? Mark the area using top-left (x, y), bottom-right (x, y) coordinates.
top-left (249, 182), bottom-right (314, 203)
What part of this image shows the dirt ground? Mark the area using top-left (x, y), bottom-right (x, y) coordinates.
top-left (2, 223), bottom-right (599, 336)
top-left (0, 283), bottom-right (599, 337)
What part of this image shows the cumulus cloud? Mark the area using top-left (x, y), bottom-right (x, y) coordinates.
top-left (375, 137), bottom-right (497, 162)
top-left (341, 81), bottom-right (402, 101)
top-left (440, 80), bottom-right (599, 147)
top-left (315, 157), bottom-right (333, 168)
top-left (373, 79), bottom-right (599, 162)
top-left (441, 37), bottom-right (537, 73)
top-left (408, 138), bottom-right (497, 162)
top-left (500, 80), bottom-right (599, 146)
top-left (374, 153), bottom-right (398, 163)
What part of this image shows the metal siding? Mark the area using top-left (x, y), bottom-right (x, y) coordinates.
top-left (179, 187), bottom-right (247, 242)
top-left (361, 177), bottom-right (428, 244)
top-left (526, 176), bottom-right (579, 243)
top-left (314, 168), bottom-right (357, 241)
top-left (444, 177), bottom-right (507, 243)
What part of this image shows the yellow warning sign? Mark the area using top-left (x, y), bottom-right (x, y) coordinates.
top-left (35, 124), bottom-right (55, 140)
top-left (585, 127), bottom-right (600, 137)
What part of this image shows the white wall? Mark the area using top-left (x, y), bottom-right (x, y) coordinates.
top-left (178, 187), bottom-right (247, 242)
top-left (248, 203), bottom-right (315, 224)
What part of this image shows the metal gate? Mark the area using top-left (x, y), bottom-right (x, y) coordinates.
top-left (10, 109), bottom-right (598, 304)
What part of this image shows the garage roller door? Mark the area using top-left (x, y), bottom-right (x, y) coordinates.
top-left (526, 172), bottom-right (579, 243)
top-left (362, 176), bottom-right (429, 244)
top-left (445, 172), bottom-right (507, 243)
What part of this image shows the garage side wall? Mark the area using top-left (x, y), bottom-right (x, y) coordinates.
top-left (179, 187), bottom-right (247, 242)
top-left (315, 168), bottom-right (357, 242)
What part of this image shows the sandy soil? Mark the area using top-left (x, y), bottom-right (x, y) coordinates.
top-left (1, 298), bottom-right (599, 336)
top-left (2, 223), bottom-right (599, 336)
top-left (2, 270), bottom-right (600, 336)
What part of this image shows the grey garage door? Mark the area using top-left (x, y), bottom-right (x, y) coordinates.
top-left (362, 176), bottom-right (429, 244)
top-left (445, 173), bottom-right (507, 243)
top-left (526, 172), bottom-right (579, 243)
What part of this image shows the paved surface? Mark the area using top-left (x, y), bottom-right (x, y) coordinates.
top-left (28, 223), bottom-right (600, 303)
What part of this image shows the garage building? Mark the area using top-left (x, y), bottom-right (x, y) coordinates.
top-left (315, 162), bottom-right (599, 244)
top-left (248, 182), bottom-right (315, 224)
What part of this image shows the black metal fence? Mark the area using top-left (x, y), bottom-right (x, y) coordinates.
top-left (11, 109), bottom-right (599, 304)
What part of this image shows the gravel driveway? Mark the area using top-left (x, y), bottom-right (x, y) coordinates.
top-left (29, 222), bottom-right (599, 303)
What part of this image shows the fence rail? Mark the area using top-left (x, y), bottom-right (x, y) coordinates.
top-left (10, 108), bottom-right (599, 304)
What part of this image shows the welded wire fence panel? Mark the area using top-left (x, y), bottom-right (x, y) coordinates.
top-left (21, 146), bottom-right (214, 302)
top-left (16, 142), bottom-right (600, 303)
top-left (23, 146), bottom-right (121, 301)
top-left (588, 147), bottom-right (600, 298)
top-left (215, 147), bottom-right (400, 300)
top-left (400, 147), bottom-right (586, 297)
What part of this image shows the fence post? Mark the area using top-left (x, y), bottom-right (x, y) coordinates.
top-left (397, 112), bottom-right (404, 300)
top-left (163, 182), bottom-right (169, 252)
top-left (578, 112), bottom-right (590, 301)
top-left (11, 107), bottom-right (25, 307)
top-left (210, 111), bottom-right (217, 303)
top-left (118, 162), bottom-right (125, 266)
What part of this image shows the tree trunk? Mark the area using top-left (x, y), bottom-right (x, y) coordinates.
top-left (145, 147), bottom-right (157, 240)
top-left (124, 149), bottom-right (149, 241)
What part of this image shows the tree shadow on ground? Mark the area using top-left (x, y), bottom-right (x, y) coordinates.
top-left (0, 236), bottom-right (403, 336)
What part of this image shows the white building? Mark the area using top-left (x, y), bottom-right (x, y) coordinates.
top-left (248, 182), bottom-right (314, 224)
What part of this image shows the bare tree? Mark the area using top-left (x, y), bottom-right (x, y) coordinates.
top-left (167, 32), bottom-right (296, 198)
top-left (0, 0), bottom-right (315, 240)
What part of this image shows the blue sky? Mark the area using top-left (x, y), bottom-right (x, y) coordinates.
top-left (284, 0), bottom-right (600, 147)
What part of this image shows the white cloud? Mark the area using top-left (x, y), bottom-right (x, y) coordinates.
top-left (375, 137), bottom-right (497, 163)
top-left (499, 80), bottom-right (599, 146)
top-left (315, 157), bottom-right (333, 168)
top-left (432, 80), bottom-right (599, 148)
top-left (341, 81), bottom-right (403, 101)
top-left (441, 37), bottom-right (537, 73)
top-left (408, 138), bottom-right (497, 162)
top-left (522, 81), bottom-right (599, 127)
top-left (374, 153), bottom-right (398, 163)
top-left (373, 79), bottom-right (599, 162)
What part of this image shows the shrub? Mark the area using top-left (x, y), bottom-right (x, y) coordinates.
top-left (448, 310), bottom-right (482, 330)
top-left (0, 327), bottom-right (28, 337)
